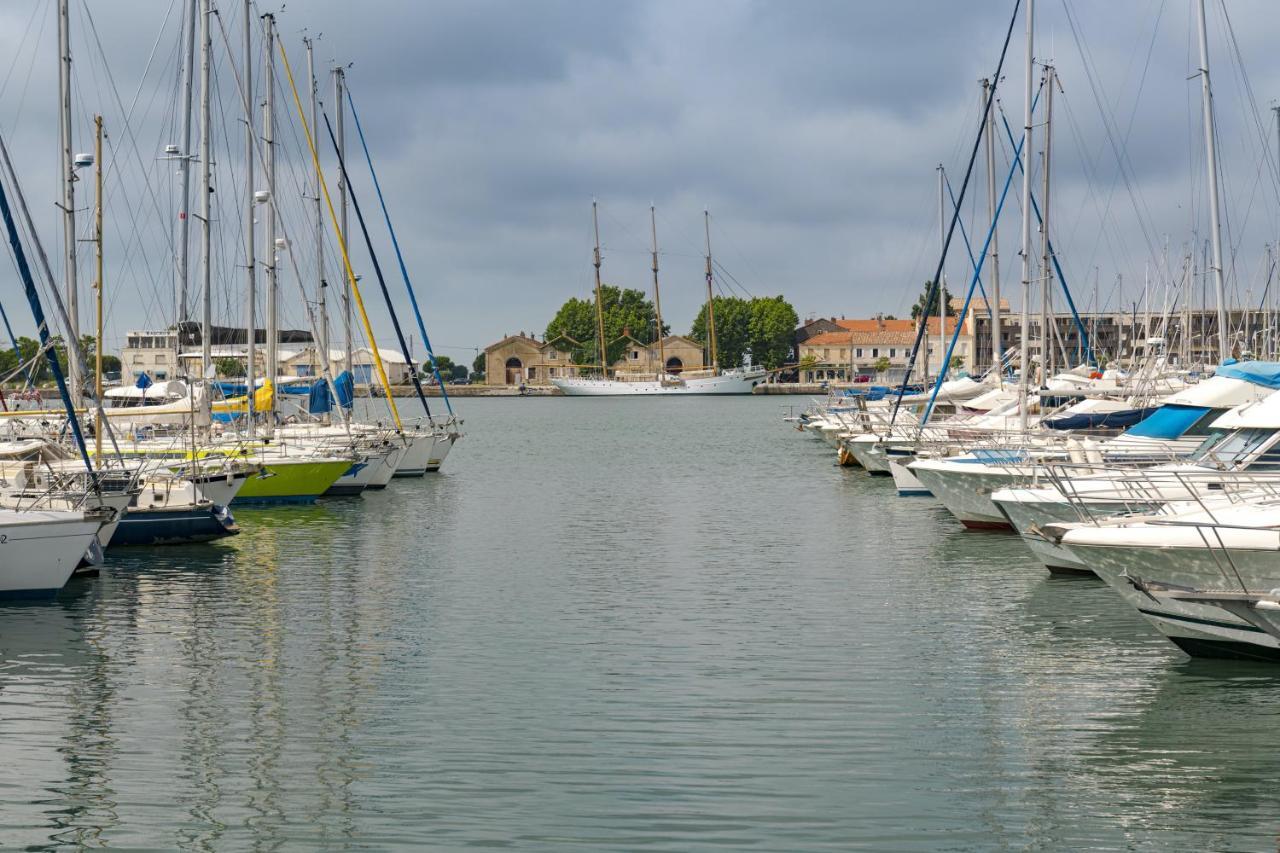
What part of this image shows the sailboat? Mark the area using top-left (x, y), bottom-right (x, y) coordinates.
top-left (551, 205), bottom-right (766, 396)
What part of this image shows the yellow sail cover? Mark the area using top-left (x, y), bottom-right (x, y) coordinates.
top-left (212, 380), bottom-right (274, 415)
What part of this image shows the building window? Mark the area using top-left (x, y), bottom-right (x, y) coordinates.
top-left (889, 348), bottom-right (896, 358)
top-left (630, 350), bottom-right (639, 360)
top-left (855, 348), bottom-right (863, 358)
top-left (548, 351), bottom-right (558, 360)
top-left (823, 348), bottom-right (830, 359)
top-left (155, 354), bottom-right (167, 363)
top-left (871, 348), bottom-right (879, 358)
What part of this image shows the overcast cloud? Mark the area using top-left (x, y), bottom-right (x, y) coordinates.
top-left (0, 0), bottom-right (1279, 364)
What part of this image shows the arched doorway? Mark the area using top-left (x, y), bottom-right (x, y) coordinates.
top-left (665, 356), bottom-right (683, 375)
top-left (505, 356), bottom-right (523, 385)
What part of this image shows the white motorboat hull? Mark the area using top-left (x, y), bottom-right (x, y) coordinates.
top-left (1070, 539), bottom-right (1280, 661)
top-left (551, 369), bottom-right (767, 396)
top-left (909, 460), bottom-right (1034, 530)
top-left (991, 491), bottom-right (1096, 574)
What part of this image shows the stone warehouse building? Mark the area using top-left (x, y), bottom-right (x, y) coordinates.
top-left (482, 332), bottom-right (709, 386)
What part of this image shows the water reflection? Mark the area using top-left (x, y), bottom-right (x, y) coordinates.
top-left (6, 399), bottom-right (1280, 849)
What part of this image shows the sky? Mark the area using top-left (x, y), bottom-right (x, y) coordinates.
top-left (1, 0), bottom-right (1280, 369)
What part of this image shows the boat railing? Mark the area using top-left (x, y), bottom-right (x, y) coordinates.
top-left (1041, 464), bottom-right (1280, 527)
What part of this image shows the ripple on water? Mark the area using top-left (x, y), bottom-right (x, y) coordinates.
top-left (1, 397), bottom-right (1279, 850)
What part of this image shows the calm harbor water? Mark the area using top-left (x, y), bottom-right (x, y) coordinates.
top-left (3, 395), bottom-right (1280, 850)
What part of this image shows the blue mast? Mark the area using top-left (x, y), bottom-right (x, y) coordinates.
top-left (345, 86), bottom-right (453, 417)
top-left (0, 165), bottom-right (94, 474)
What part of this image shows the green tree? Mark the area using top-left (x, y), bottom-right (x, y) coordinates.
top-left (449, 364), bottom-right (468, 381)
top-left (691, 296), bottom-right (751, 369)
top-left (949, 354), bottom-right (965, 371)
top-left (874, 355), bottom-right (891, 375)
top-left (471, 351), bottom-right (486, 382)
top-left (545, 285), bottom-right (661, 368)
top-left (431, 355), bottom-right (456, 375)
top-left (910, 280), bottom-right (954, 320)
top-left (214, 357), bottom-right (244, 378)
top-left (692, 295), bottom-right (799, 370)
top-left (747, 295), bottom-right (799, 369)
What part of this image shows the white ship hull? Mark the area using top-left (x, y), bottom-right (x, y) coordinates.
top-left (551, 369), bottom-right (767, 396)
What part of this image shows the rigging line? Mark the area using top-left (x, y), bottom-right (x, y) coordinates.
top-left (0, 163), bottom-right (94, 476)
top-left (1217, 0), bottom-right (1280, 213)
top-left (0, 2), bottom-right (43, 106)
top-left (275, 36), bottom-right (402, 430)
top-left (203, 11), bottom-right (346, 416)
top-left (1060, 0), bottom-right (1165, 266)
top-left (322, 109), bottom-right (433, 419)
top-left (344, 83), bottom-right (452, 416)
top-left (892, 0), bottom-right (1021, 424)
top-left (78, 0), bottom-right (178, 299)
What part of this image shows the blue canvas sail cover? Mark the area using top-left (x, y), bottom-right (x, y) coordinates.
top-left (1214, 361), bottom-right (1280, 389)
top-left (308, 379), bottom-right (331, 414)
top-left (135, 372), bottom-right (152, 390)
top-left (1124, 404), bottom-right (1212, 439)
top-left (334, 370), bottom-right (354, 409)
top-left (307, 370), bottom-right (355, 415)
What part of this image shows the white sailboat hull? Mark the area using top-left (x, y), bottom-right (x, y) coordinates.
top-left (551, 369), bottom-right (767, 396)
top-left (0, 510), bottom-right (103, 597)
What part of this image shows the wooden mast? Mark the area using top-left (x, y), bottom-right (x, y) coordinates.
top-left (591, 200), bottom-right (608, 377)
top-left (650, 204), bottom-right (665, 379)
top-left (703, 209), bottom-right (719, 374)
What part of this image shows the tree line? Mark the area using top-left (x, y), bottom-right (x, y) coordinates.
top-left (543, 286), bottom-right (798, 370)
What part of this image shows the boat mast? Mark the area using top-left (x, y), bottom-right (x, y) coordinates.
top-left (176, 0), bottom-right (196, 367)
top-left (334, 65), bottom-right (353, 377)
top-left (982, 77), bottom-right (1001, 380)
top-left (1040, 64), bottom-right (1054, 377)
top-left (591, 199), bottom-right (608, 377)
top-left (243, 0), bottom-right (256, 432)
top-left (263, 13), bottom-right (278, 432)
top-left (650, 204), bottom-right (665, 378)
top-left (93, 115), bottom-right (103, 463)
top-left (1195, 0), bottom-right (1228, 363)
top-left (57, 0), bottom-right (80, 400)
top-left (935, 164), bottom-right (945, 384)
top-left (1018, 0), bottom-right (1034, 430)
top-left (703, 209), bottom-right (719, 374)
top-left (306, 36), bottom-right (329, 409)
top-left (199, 0), bottom-right (212, 378)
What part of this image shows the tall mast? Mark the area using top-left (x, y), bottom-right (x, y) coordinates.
top-left (176, 0), bottom-right (196, 355)
top-left (334, 66), bottom-right (352, 376)
top-left (1196, 0), bottom-right (1228, 363)
top-left (93, 115), bottom-right (103, 463)
top-left (57, 0), bottom-right (80, 399)
top-left (263, 13), bottom-right (278, 430)
top-left (243, 0), bottom-right (256, 431)
top-left (1040, 64), bottom-right (1054, 377)
top-left (650, 204), bottom-right (665, 378)
top-left (1018, 0), bottom-right (1034, 430)
top-left (591, 200), bottom-right (607, 377)
top-left (935, 164), bottom-right (945, 382)
top-left (305, 36), bottom-right (329, 401)
top-left (199, 0), bottom-right (212, 378)
top-left (704, 209), bottom-right (719, 373)
top-left (983, 77), bottom-right (1002, 380)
